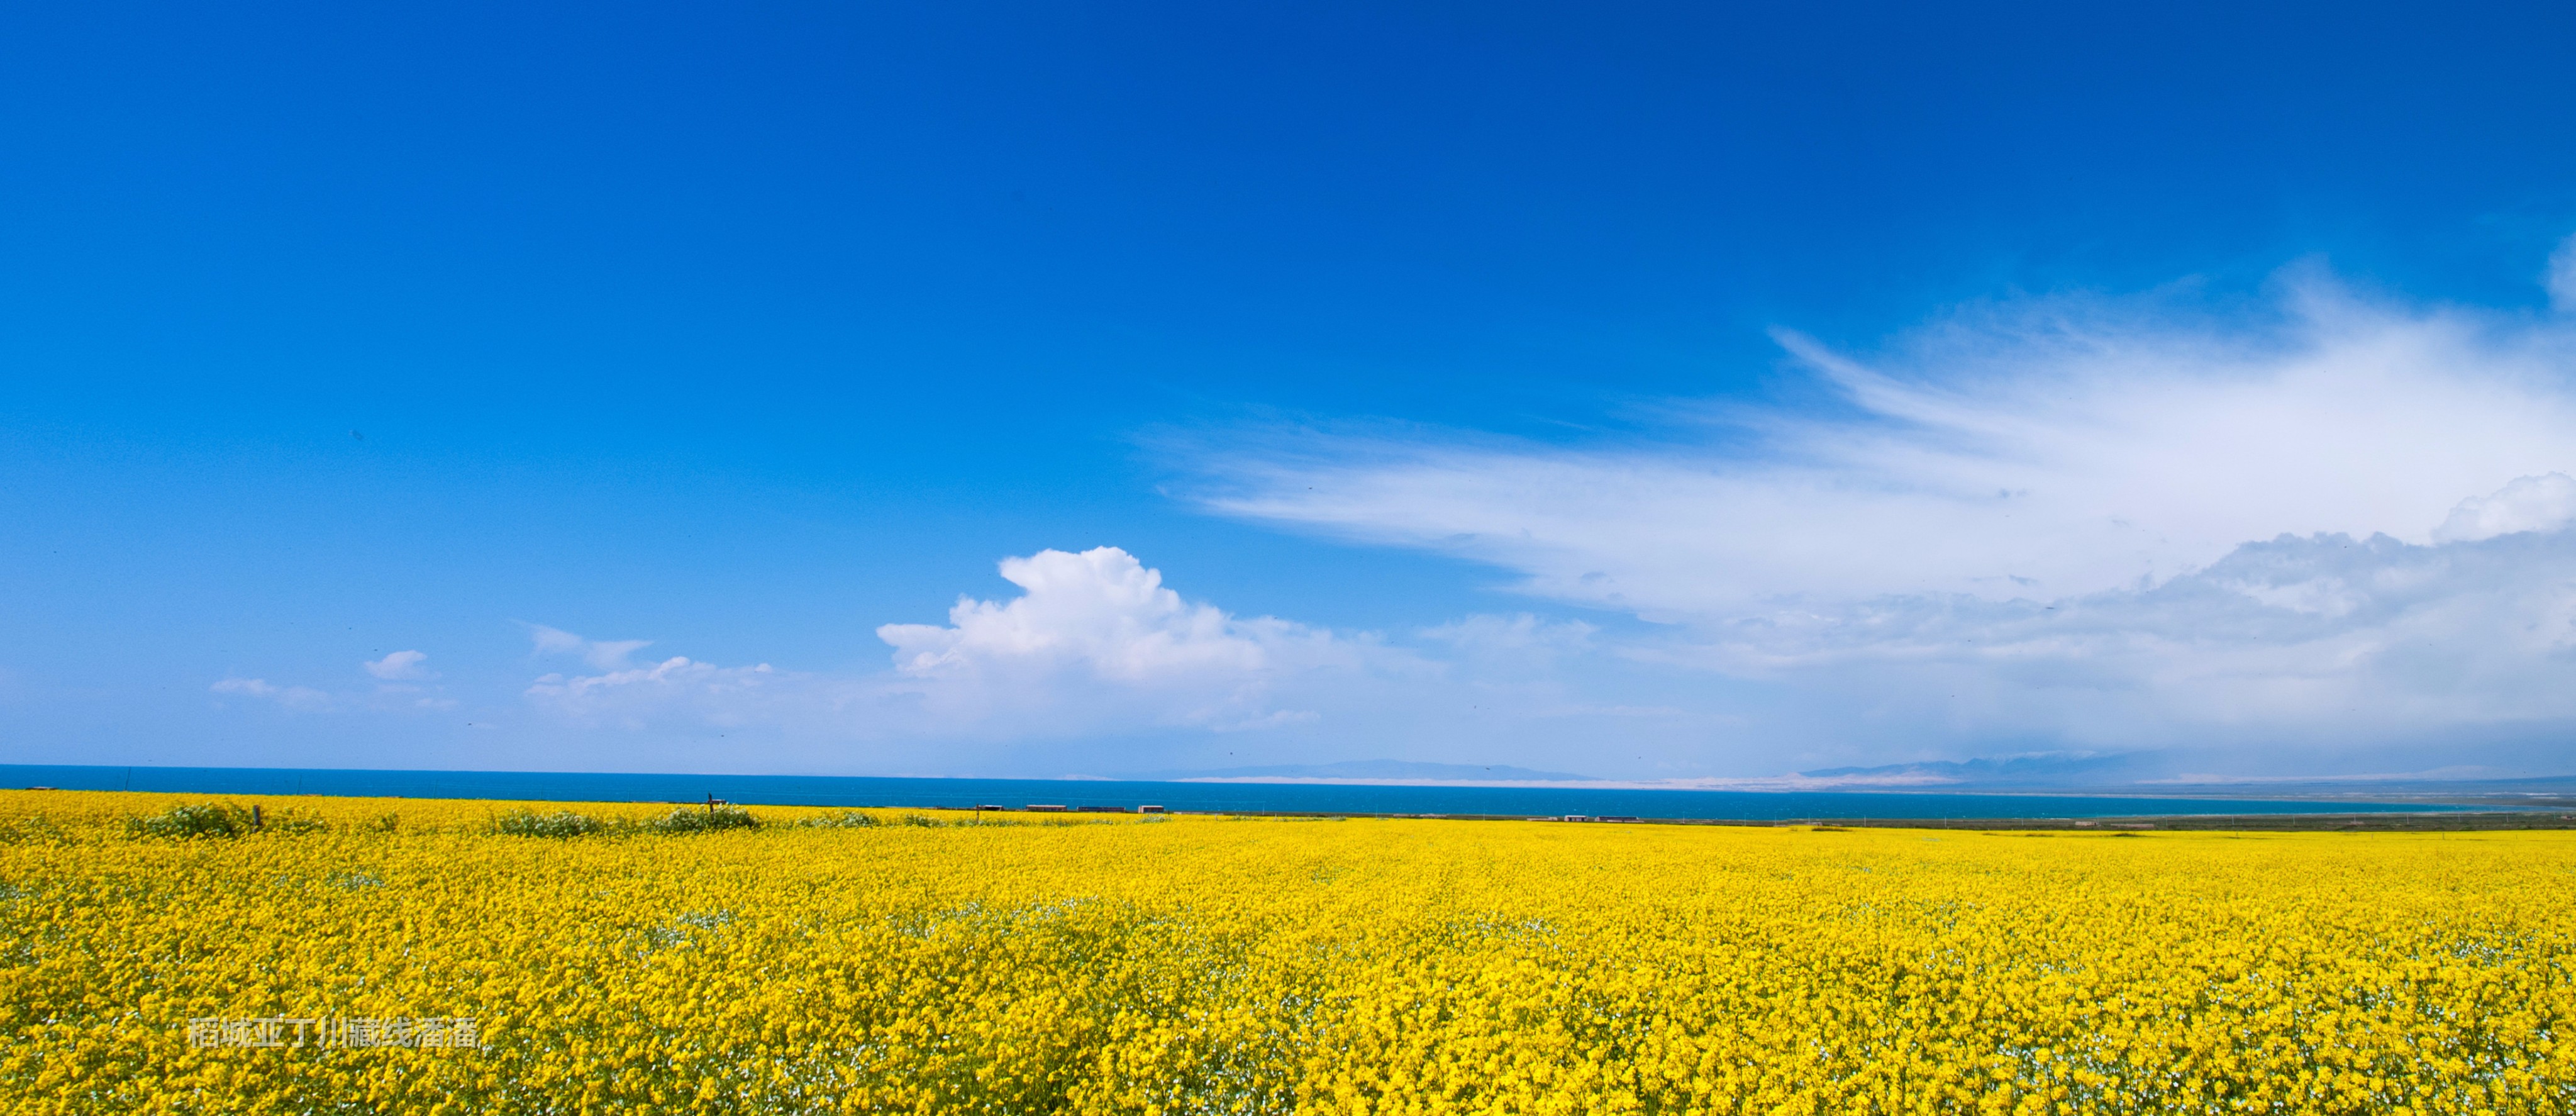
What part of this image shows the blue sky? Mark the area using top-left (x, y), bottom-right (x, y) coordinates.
top-left (6, 1), bottom-right (2576, 781)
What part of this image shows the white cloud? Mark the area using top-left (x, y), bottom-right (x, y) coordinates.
top-left (2434, 472), bottom-right (2576, 543)
top-left (528, 623), bottom-right (584, 656)
top-left (513, 549), bottom-right (1475, 758)
top-left (363, 649), bottom-right (435, 680)
top-left (1186, 279), bottom-right (2576, 619)
top-left (209, 653), bottom-right (458, 718)
top-left (1418, 613), bottom-right (1597, 668)
top-left (875, 547), bottom-right (1361, 733)
top-left (526, 623), bottom-right (652, 669)
top-left (1166, 272), bottom-right (2576, 757)
top-left (2550, 232), bottom-right (2576, 313)
top-left (882, 547), bottom-right (1262, 683)
top-left (210, 677), bottom-right (332, 711)
top-left (484, 258), bottom-right (2576, 776)
top-left (1646, 524), bottom-right (2576, 739)
top-left (524, 655), bottom-right (787, 729)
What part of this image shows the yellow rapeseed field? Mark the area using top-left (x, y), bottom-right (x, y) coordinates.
top-left (1, 790), bottom-right (2570, 1115)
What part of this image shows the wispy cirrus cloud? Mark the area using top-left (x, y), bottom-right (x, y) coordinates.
top-left (1157, 266), bottom-right (2576, 760)
top-left (1179, 276), bottom-right (2576, 615)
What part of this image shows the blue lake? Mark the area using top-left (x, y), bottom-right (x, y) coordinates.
top-left (1, 764), bottom-right (2473, 820)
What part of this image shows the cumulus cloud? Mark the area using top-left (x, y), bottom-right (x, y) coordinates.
top-left (1167, 271), bottom-right (2576, 756)
top-left (2434, 472), bottom-right (2576, 543)
top-left (876, 547), bottom-right (1362, 733)
top-left (210, 677), bottom-right (332, 711)
top-left (880, 547), bottom-right (1263, 680)
top-left (363, 649), bottom-right (435, 681)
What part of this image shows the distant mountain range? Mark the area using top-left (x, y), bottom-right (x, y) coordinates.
top-left (1789, 755), bottom-right (2576, 802)
top-left (1133, 754), bottom-right (2576, 800)
top-left (1795, 753), bottom-right (2143, 787)
top-left (1157, 753), bottom-right (2153, 789)
top-left (1151, 760), bottom-right (1600, 783)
